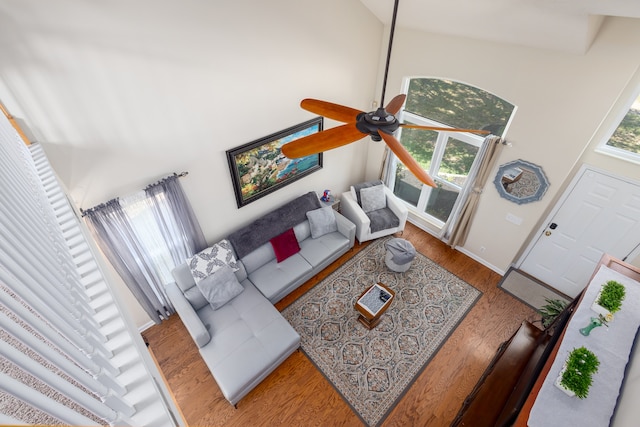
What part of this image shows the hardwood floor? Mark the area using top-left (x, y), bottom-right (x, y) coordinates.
top-left (142, 223), bottom-right (537, 426)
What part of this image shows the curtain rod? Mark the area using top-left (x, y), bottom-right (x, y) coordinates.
top-left (80, 171), bottom-right (189, 216)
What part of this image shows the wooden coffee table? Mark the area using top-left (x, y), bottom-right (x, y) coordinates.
top-left (354, 283), bottom-right (395, 329)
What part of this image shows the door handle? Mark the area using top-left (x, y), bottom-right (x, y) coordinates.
top-left (544, 223), bottom-right (558, 236)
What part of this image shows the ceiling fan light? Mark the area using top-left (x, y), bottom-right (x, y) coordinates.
top-left (364, 108), bottom-right (397, 125)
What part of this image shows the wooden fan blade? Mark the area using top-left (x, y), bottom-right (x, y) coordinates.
top-left (400, 123), bottom-right (490, 135)
top-left (385, 94), bottom-right (406, 115)
top-left (281, 123), bottom-right (366, 158)
top-left (300, 99), bottom-right (364, 123)
top-left (378, 131), bottom-right (437, 188)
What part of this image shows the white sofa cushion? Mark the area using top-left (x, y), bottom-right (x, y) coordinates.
top-left (247, 253), bottom-right (312, 302)
top-left (196, 280), bottom-right (300, 405)
top-left (241, 243), bottom-right (276, 274)
top-left (299, 230), bottom-right (350, 268)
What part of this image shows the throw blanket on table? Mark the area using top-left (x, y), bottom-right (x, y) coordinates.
top-left (227, 191), bottom-right (321, 259)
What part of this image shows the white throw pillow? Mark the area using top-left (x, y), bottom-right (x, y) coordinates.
top-left (360, 185), bottom-right (386, 213)
top-left (306, 206), bottom-right (338, 238)
top-left (187, 239), bottom-right (239, 284)
top-left (195, 265), bottom-right (244, 310)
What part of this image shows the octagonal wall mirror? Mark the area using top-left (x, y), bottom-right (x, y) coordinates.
top-left (493, 159), bottom-right (549, 204)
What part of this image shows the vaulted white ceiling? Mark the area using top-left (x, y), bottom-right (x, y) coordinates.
top-left (359, 0), bottom-right (640, 53)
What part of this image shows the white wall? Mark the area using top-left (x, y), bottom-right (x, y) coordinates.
top-left (0, 0), bottom-right (383, 326)
top-left (2, 2), bottom-right (640, 326)
top-left (376, 17), bottom-right (640, 273)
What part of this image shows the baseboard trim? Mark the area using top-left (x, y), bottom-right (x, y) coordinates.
top-left (407, 218), bottom-right (506, 276)
top-left (456, 247), bottom-right (506, 276)
top-left (138, 320), bottom-right (156, 333)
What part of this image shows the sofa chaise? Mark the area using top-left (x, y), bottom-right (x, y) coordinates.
top-left (166, 192), bottom-right (356, 406)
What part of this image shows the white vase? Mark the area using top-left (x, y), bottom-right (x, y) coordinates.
top-left (554, 365), bottom-right (576, 397)
top-left (591, 288), bottom-right (612, 318)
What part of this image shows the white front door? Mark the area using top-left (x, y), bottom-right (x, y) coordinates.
top-left (519, 168), bottom-right (640, 298)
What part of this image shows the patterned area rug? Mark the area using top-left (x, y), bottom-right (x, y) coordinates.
top-left (281, 237), bottom-right (482, 426)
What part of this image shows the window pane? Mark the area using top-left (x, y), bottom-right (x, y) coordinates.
top-left (394, 125), bottom-right (437, 207)
top-left (399, 126), bottom-right (437, 170)
top-left (393, 163), bottom-right (420, 207)
top-left (606, 94), bottom-right (640, 154)
top-left (425, 183), bottom-right (460, 223)
top-left (438, 137), bottom-right (479, 186)
top-left (405, 79), bottom-right (515, 135)
top-left (122, 195), bottom-right (175, 286)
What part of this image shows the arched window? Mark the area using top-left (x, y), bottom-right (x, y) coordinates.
top-left (598, 90), bottom-right (640, 163)
top-left (385, 78), bottom-right (516, 233)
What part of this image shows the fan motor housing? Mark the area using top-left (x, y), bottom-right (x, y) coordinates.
top-left (356, 109), bottom-right (400, 140)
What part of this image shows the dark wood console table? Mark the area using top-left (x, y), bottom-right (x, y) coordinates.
top-left (452, 254), bottom-right (640, 427)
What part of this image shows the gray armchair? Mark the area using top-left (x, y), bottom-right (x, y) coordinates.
top-left (340, 180), bottom-right (408, 243)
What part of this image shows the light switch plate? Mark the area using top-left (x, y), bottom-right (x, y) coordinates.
top-left (505, 213), bottom-right (523, 225)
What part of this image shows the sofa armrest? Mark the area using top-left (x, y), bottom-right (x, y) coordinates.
top-left (165, 281), bottom-right (211, 348)
top-left (384, 186), bottom-right (409, 229)
top-left (333, 210), bottom-right (356, 248)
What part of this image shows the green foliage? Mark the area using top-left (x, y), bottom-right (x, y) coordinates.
top-left (560, 347), bottom-right (600, 399)
top-left (607, 108), bottom-right (640, 154)
top-left (404, 78), bottom-right (515, 134)
top-left (537, 298), bottom-right (568, 329)
top-left (399, 127), bottom-right (436, 170)
top-left (597, 280), bottom-right (626, 313)
top-left (400, 78), bottom-right (514, 178)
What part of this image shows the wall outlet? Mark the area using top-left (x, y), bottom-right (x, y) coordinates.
top-left (505, 212), bottom-right (523, 225)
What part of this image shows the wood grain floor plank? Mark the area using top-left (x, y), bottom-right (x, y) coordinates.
top-left (142, 222), bottom-right (537, 426)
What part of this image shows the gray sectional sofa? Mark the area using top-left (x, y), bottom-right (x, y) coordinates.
top-left (166, 192), bottom-right (356, 406)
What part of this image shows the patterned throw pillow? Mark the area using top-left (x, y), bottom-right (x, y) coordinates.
top-left (187, 239), bottom-right (239, 283)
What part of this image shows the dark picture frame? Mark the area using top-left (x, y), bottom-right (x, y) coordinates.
top-left (226, 117), bottom-right (323, 208)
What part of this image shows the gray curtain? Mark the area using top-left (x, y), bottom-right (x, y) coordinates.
top-left (145, 174), bottom-right (207, 264)
top-left (84, 174), bottom-right (206, 324)
top-left (447, 135), bottom-right (504, 248)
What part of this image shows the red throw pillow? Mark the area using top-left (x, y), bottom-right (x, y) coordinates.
top-left (270, 228), bottom-right (301, 263)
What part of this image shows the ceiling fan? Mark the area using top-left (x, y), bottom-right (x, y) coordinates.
top-left (281, 0), bottom-right (490, 188)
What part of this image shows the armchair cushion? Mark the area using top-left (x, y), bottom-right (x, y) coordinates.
top-left (306, 206), bottom-right (338, 238)
top-left (351, 180), bottom-right (383, 205)
top-left (360, 184), bottom-right (386, 213)
top-left (367, 207), bottom-right (400, 233)
top-left (341, 184), bottom-right (408, 243)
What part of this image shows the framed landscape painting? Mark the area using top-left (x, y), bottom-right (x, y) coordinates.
top-left (226, 117), bottom-right (323, 207)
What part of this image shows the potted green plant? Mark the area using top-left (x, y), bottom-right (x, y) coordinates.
top-left (536, 298), bottom-right (568, 329)
top-left (555, 346), bottom-right (600, 399)
top-left (592, 280), bottom-right (626, 316)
